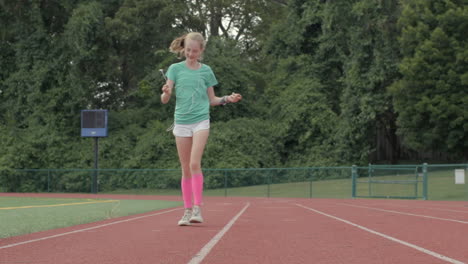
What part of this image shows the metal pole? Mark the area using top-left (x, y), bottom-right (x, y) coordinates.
top-left (309, 168), bottom-right (313, 199)
top-left (224, 170), bottom-right (228, 197)
top-left (267, 174), bottom-right (271, 198)
top-left (422, 163), bottom-right (428, 200)
top-left (93, 137), bottom-right (99, 194)
top-left (352, 165), bottom-right (357, 198)
top-left (414, 166), bottom-right (418, 198)
top-left (368, 163), bottom-right (372, 196)
top-left (47, 170), bottom-right (50, 192)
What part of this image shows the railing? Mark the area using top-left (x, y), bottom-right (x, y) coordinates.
top-left (1, 164), bottom-right (467, 200)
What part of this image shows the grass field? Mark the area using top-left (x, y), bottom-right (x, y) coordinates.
top-left (425, 169), bottom-right (468, 200)
top-left (0, 197), bottom-right (181, 238)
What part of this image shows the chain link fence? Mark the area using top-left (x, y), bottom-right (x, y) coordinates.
top-left (1, 164), bottom-right (467, 200)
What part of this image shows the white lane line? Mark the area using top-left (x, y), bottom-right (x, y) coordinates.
top-left (0, 199), bottom-right (119, 210)
top-left (338, 203), bottom-right (468, 224)
top-left (188, 202), bottom-right (250, 264)
top-left (261, 206), bottom-right (294, 209)
top-left (0, 208), bottom-right (181, 250)
top-left (375, 204), bottom-right (468, 214)
top-left (296, 204), bottom-right (465, 264)
top-left (411, 207), bottom-right (468, 214)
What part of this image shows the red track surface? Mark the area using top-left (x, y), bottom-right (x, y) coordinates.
top-left (1, 193), bottom-right (467, 264)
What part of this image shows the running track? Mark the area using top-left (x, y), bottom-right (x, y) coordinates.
top-left (1, 193), bottom-right (467, 264)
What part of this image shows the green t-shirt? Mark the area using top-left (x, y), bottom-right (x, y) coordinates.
top-left (166, 61), bottom-right (218, 124)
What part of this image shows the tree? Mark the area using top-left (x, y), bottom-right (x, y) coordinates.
top-left (333, 0), bottom-right (402, 163)
top-left (0, 0), bottom-right (186, 171)
top-left (390, 0), bottom-right (468, 159)
top-left (181, 0), bottom-right (285, 53)
top-left (263, 0), bottom-right (402, 165)
top-left (265, 55), bottom-right (338, 166)
top-left (0, 1), bottom-right (68, 169)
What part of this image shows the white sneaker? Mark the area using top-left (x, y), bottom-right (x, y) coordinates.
top-left (178, 209), bottom-right (192, 226)
top-left (190, 205), bottom-right (203, 223)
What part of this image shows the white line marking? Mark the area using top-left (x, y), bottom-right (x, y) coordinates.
top-left (0, 208), bottom-right (181, 250)
top-left (188, 202), bottom-right (250, 264)
top-left (262, 206), bottom-right (293, 209)
top-left (296, 204), bottom-right (465, 264)
top-left (414, 207), bottom-right (468, 214)
top-left (374, 204), bottom-right (468, 214)
top-left (338, 203), bottom-right (468, 224)
top-left (0, 199), bottom-right (119, 210)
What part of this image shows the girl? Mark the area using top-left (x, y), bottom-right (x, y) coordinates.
top-left (161, 32), bottom-right (242, 226)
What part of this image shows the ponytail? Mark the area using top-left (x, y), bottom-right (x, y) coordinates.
top-left (169, 32), bottom-right (206, 59)
top-left (169, 34), bottom-right (187, 58)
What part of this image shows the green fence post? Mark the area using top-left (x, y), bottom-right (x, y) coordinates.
top-left (267, 174), bottom-right (271, 198)
top-left (90, 170), bottom-right (94, 193)
top-left (47, 170), bottom-right (51, 192)
top-left (422, 163), bottom-right (428, 200)
top-left (352, 165), bottom-right (357, 198)
top-left (414, 166), bottom-right (418, 198)
top-left (309, 168), bottom-right (313, 199)
top-left (224, 170), bottom-right (228, 197)
top-left (368, 163), bottom-right (372, 196)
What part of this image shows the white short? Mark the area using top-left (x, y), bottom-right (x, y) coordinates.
top-left (173, 119), bottom-right (210, 137)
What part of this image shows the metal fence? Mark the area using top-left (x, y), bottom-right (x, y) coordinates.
top-left (352, 164), bottom-right (426, 199)
top-left (1, 164), bottom-right (467, 200)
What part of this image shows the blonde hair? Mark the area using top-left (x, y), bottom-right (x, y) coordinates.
top-left (169, 32), bottom-right (206, 58)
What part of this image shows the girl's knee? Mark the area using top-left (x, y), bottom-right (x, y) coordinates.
top-left (190, 162), bottom-right (201, 172)
top-left (180, 167), bottom-right (191, 178)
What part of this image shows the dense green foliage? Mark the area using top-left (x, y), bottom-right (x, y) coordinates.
top-left (1, 0), bottom-right (466, 182)
top-left (390, 0), bottom-right (468, 156)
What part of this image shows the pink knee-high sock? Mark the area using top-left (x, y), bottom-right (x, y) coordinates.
top-left (181, 177), bottom-right (192, 208)
top-left (192, 173), bottom-right (204, 206)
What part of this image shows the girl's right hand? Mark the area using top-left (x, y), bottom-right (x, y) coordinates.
top-left (228, 93), bottom-right (242, 103)
top-left (162, 84), bottom-right (172, 95)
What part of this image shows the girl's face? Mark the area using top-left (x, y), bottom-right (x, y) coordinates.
top-left (184, 39), bottom-right (203, 62)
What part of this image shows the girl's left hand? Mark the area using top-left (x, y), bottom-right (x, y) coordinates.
top-left (228, 93), bottom-right (242, 103)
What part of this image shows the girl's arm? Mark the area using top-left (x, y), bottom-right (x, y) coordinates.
top-left (161, 79), bottom-right (175, 104)
top-left (207, 86), bottom-right (242, 106)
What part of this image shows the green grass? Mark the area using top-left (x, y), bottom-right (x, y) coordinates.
top-left (0, 197), bottom-right (182, 238)
top-left (425, 170), bottom-right (468, 200)
top-left (353, 168), bottom-right (468, 200)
